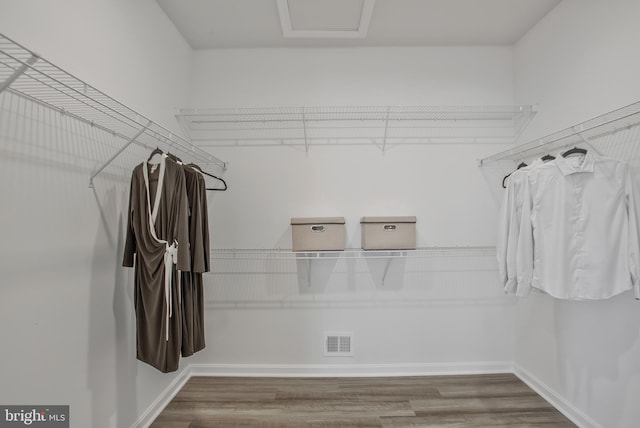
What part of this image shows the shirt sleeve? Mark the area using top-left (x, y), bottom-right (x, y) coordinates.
top-left (175, 166), bottom-right (192, 272)
top-left (506, 177), bottom-right (525, 294)
top-left (516, 174), bottom-right (534, 297)
top-left (624, 164), bottom-right (640, 299)
top-left (497, 175), bottom-right (520, 294)
top-left (123, 173), bottom-right (137, 267)
top-left (190, 175), bottom-right (207, 273)
top-left (496, 185), bottom-right (510, 288)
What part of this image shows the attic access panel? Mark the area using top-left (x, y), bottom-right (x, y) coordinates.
top-left (277, 0), bottom-right (376, 39)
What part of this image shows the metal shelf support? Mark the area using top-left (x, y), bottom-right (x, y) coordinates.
top-left (0, 54), bottom-right (38, 94)
top-left (89, 122), bottom-right (151, 188)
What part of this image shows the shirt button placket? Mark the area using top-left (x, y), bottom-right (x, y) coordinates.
top-left (573, 177), bottom-right (584, 297)
top-left (575, 174), bottom-right (586, 297)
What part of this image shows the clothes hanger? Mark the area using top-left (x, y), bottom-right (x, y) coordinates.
top-left (502, 162), bottom-right (528, 188)
top-left (187, 163), bottom-right (228, 191)
top-left (147, 147), bottom-right (163, 160)
top-left (166, 152), bottom-right (183, 164)
top-left (562, 146), bottom-right (587, 157)
top-left (147, 147), bottom-right (164, 164)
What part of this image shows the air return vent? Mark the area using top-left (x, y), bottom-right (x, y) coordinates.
top-left (324, 333), bottom-right (353, 356)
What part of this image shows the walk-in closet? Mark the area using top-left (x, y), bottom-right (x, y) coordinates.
top-left (1, 1), bottom-right (639, 427)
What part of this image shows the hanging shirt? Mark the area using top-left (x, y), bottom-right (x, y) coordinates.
top-left (517, 152), bottom-right (640, 300)
top-left (497, 159), bottom-right (542, 296)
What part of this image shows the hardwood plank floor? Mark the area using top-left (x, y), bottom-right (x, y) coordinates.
top-left (150, 373), bottom-right (576, 427)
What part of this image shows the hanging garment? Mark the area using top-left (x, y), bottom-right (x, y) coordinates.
top-left (517, 152), bottom-right (640, 300)
top-left (181, 166), bottom-right (209, 357)
top-left (497, 159), bottom-right (542, 296)
top-left (123, 155), bottom-right (190, 373)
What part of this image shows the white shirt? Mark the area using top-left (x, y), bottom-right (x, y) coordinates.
top-left (516, 152), bottom-right (640, 300)
top-left (497, 159), bottom-right (542, 296)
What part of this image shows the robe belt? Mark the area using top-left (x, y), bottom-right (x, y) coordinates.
top-left (142, 157), bottom-right (180, 343)
top-left (163, 240), bottom-right (178, 342)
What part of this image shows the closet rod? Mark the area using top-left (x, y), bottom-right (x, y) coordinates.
top-left (478, 100), bottom-right (640, 165)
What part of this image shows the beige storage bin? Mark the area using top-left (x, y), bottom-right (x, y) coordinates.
top-left (291, 217), bottom-right (346, 251)
top-left (360, 216), bottom-right (417, 250)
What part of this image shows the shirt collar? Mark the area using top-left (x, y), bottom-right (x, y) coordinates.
top-left (527, 158), bottom-right (544, 169)
top-left (554, 150), bottom-right (596, 176)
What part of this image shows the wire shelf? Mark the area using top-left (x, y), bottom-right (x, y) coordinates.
top-left (0, 32), bottom-right (227, 185)
top-left (178, 105), bottom-right (536, 151)
top-left (210, 247), bottom-right (496, 260)
top-left (479, 100), bottom-right (640, 165)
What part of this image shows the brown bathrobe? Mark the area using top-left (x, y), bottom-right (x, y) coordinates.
top-left (181, 165), bottom-right (209, 357)
top-left (123, 156), bottom-right (190, 373)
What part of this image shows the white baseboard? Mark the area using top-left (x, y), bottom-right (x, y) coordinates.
top-left (188, 361), bottom-right (513, 377)
top-left (513, 364), bottom-right (603, 428)
top-left (133, 367), bottom-right (192, 428)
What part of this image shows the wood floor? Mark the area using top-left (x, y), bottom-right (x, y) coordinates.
top-left (150, 373), bottom-right (577, 427)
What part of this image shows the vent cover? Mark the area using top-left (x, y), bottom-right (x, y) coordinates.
top-left (324, 333), bottom-right (353, 356)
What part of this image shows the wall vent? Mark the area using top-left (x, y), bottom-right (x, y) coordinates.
top-left (324, 333), bottom-right (353, 356)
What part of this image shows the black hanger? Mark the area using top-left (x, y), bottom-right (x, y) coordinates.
top-left (502, 162), bottom-right (528, 188)
top-left (147, 147), bottom-right (164, 161)
top-left (562, 146), bottom-right (587, 157)
top-left (541, 154), bottom-right (556, 162)
top-left (187, 163), bottom-right (228, 191)
top-left (166, 152), bottom-right (183, 164)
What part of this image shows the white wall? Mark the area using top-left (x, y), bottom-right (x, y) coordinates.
top-left (189, 46), bottom-right (514, 108)
top-left (187, 47), bottom-right (518, 374)
top-left (0, 1), bottom-right (192, 427)
top-left (515, 0), bottom-right (640, 144)
top-left (513, 1), bottom-right (640, 427)
top-left (0, 0), bottom-right (190, 131)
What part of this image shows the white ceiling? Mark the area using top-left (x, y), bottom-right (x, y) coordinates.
top-left (156, 0), bottom-right (562, 49)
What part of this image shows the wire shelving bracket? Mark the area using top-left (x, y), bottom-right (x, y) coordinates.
top-left (0, 32), bottom-right (227, 187)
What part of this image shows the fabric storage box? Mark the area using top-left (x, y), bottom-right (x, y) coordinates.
top-left (291, 217), bottom-right (346, 251)
top-left (360, 216), bottom-right (417, 250)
